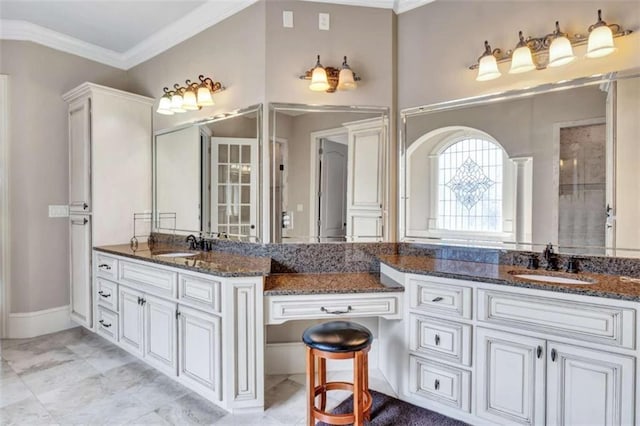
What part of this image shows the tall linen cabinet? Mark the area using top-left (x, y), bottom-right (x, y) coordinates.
top-left (63, 83), bottom-right (153, 328)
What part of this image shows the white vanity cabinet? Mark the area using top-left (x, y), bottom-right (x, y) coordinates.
top-left (92, 250), bottom-right (264, 413)
top-left (380, 263), bottom-right (639, 426)
top-left (64, 83), bottom-right (153, 329)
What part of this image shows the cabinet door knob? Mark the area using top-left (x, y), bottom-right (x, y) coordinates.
top-left (434, 334), bottom-right (441, 346)
top-left (551, 348), bottom-right (557, 362)
top-left (431, 296), bottom-right (444, 302)
top-left (434, 379), bottom-right (440, 390)
top-left (537, 345), bottom-right (543, 359)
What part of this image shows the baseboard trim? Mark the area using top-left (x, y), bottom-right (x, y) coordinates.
top-left (265, 340), bottom-right (379, 375)
top-left (7, 305), bottom-right (75, 338)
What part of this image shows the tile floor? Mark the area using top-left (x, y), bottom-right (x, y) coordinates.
top-left (0, 327), bottom-right (397, 425)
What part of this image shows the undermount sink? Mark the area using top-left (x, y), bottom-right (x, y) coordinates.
top-left (154, 252), bottom-right (197, 258)
top-left (510, 273), bottom-right (595, 285)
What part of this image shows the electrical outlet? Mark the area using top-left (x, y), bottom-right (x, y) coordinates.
top-left (319, 13), bottom-right (330, 31)
top-left (48, 205), bottom-right (69, 218)
top-left (283, 10), bottom-right (293, 28)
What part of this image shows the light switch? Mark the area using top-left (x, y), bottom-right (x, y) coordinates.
top-left (283, 10), bottom-right (294, 28)
top-left (319, 13), bottom-right (330, 31)
top-left (49, 205), bottom-right (69, 218)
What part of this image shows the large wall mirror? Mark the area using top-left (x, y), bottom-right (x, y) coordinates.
top-left (270, 104), bottom-right (390, 243)
top-left (401, 70), bottom-right (640, 257)
top-left (153, 104), bottom-right (262, 241)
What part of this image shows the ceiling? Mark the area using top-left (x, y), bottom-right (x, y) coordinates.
top-left (0, 0), bottom-right (434, 70)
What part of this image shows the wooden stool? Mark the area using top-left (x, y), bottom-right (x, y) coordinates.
top-left (302, 321), bottom-right (373, 426)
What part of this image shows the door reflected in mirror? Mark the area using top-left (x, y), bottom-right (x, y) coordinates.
top-left (270, 104), bottom-right (390, 243)
top-left (153, 104), bottom-right (262, 241)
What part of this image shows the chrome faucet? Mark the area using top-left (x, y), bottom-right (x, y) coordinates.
top-left (185, 234), bottom-right (198, 250)
top-left (542, 243), bottom-right (558, 271)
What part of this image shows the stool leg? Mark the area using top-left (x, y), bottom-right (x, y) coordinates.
top-left (353, 351), bottom-right (364, 426)
top-left (318, 357), bottom-right (327, 411)
top-left (306, 347), bottom-right (315, 426)
top-left (364, 352), bottom-right (370, 421)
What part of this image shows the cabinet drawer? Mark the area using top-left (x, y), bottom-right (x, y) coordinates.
top-left (179, 273), bottom-right (221, 313)
top-left (95, 253), bottom-right (118, 280)
top-left (408, 355), bottom-right (471, 412)
top-left (266, 293), bottom-right (402, 325)
top-left (409, 314), bottom-right (471, 366)
top-left (478, 289), bottom-right (636, 349)
top-left (96, 306), bottom-right (119, 342)
top-left (96, 278), bottom-right (118, 311)
top-left (119, 260), bottom-right (177, 298)
top-left (409, 277), bottom-right (472, 319)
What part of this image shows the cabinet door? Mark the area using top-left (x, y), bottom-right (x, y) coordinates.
top-left (69, 215), bottom-right (92, 327)
top-left (546, 342), bottom-right (635, 426)
top-left (178, 306), bottom-right (221, 401)
top-left (476, 328), bottom-right (546, 425)
top-left (119, 286), bottom-right (144, 356)
top-left (144, 294), bottom-right (178, 375)
top-left (68, 98), bottom-right (91, 213)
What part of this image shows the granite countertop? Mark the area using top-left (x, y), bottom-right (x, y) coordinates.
top-left (94, 243), bottom-right (271, 277)
top-left (264, 272), bottom-right (405, 296)
top-left (379, 254), bottom-right (640, 302)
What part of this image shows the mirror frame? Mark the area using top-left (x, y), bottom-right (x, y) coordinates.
top-left (152, 103), bottom-right (263, 240)
top-left (269, 102), bottom-right (391, 243)
top-left (399, 69), bottom-right (640, 255)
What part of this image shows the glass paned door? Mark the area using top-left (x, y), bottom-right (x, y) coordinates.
top-left (211, 137), bottom-right (258, 239)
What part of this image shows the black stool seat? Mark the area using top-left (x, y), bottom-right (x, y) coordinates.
top-left (302, 321), bottom-right (373, 353)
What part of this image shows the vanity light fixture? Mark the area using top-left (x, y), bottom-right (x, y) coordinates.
top-left (469, 9), bottom-right (632, 81)
top-left (156, 75), bottom-right (224, 115)
top-left (300, 55), bottom-right (361, 93)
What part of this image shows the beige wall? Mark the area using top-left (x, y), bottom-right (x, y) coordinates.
top-left (398, 1), bottom-right (640, 109)
top-left (0, 41), bottom-right (128, 313)
top-left (127, 1), bottom-right (267, 131)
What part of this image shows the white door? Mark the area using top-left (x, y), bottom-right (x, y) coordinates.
top-left (546, 341), bottom-right (635, 426)
top-left (178, 306), bottom-right (221, 400)
top-left (119, 286), bottom-right (144, 356)
top-left (68, 98), bottom-right (91, 213)
top-left (144, 294), bottom-right (177, 375)
top-left (319, 138), bottom-right (348, 241)
top-left (69, 215), bottom-right (92, 327)
top-left (211, 137), bottom-right (259, 239)
top-left (476, 327), bottom-right (546, 425)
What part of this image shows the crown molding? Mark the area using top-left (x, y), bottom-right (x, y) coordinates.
top-left (0, 20), bottom-right (125, 68)
top-left (394, 0), bottom-right (436, 14)
top-left (0, 0), bottom-right (259, 70)
top-left (299, 0), bottom-right (395, 9)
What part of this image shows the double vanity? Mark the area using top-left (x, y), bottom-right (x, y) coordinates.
top-left (89, 242), bottom-right (639, 425)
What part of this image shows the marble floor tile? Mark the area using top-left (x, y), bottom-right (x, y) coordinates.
top-left (126, 372), bottom-right (190, 411)
top-left (0, 396), bottom-right (54, 425)
top-left (56, 392), bottom-right (153, 425)
top-left (264, 374), bottom-right (288, 391)
top-left (20, 358), bottom-right (100, 396)
top-left (215, 412), bottom-right (286, 426)
top-left (0, 376), bottom-right (34, 409)
top-left (37, 373), bottom-right (116, 419)
top-left (4, 346), bottom-right (78, 375)
top-left (0, 360), bottom-right (16, 378)
top-left (263, 379), bottom-right (307, 425)
top-left (155, 392), bottom-right (228, 425)
top-left (102, 359), bottom-right (161, 393)
top-left (85, 343), bottom-right (138, 373)
top-left (66, 331), bottom-right (115, 358)
top-left (128, 410), bottom-right (170, 425)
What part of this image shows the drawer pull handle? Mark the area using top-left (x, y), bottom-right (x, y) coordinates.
top-left (71, 218), bottom-right (88, 226)
top-left (551, 348), bottom-right (557, 362)
top-left (99, 319), bottom-right (112, 328)
top-left (98, 291), bottom-right (111, 298)
top-left (321, 306), bottom-right (352, 315)
top-left (98, 264), bottom-right (111, 270)
top-left (431, 297), bottom-right (444, 302)
top-left (537, 345), bottom-right (543, 359)
top-left (434, 379), bottom-right (440, 390)
top-left (434, 334), bottom-right (440, 346)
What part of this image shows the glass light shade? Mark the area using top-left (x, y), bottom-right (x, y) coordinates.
top-left (182, 90), bottom-right (199, 110)
top-left (156, 96), bottom-right (174, 115)
top-left (309, 66), bottom-right (330, 92)
top-left (548, 36), bottom-right (576, 67)
top-left (509, 45), bottom-right (536, 74)
top-left (170, 93), bottom-right (185, 112)
top-left (337, 67), bottom-right (357, 90)
top-left (196, 87), bottom-right (215, 106)
top-left (586, 25), bottom-right (616, 58)
top-left (476, 55), bottom-right (501, 81)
